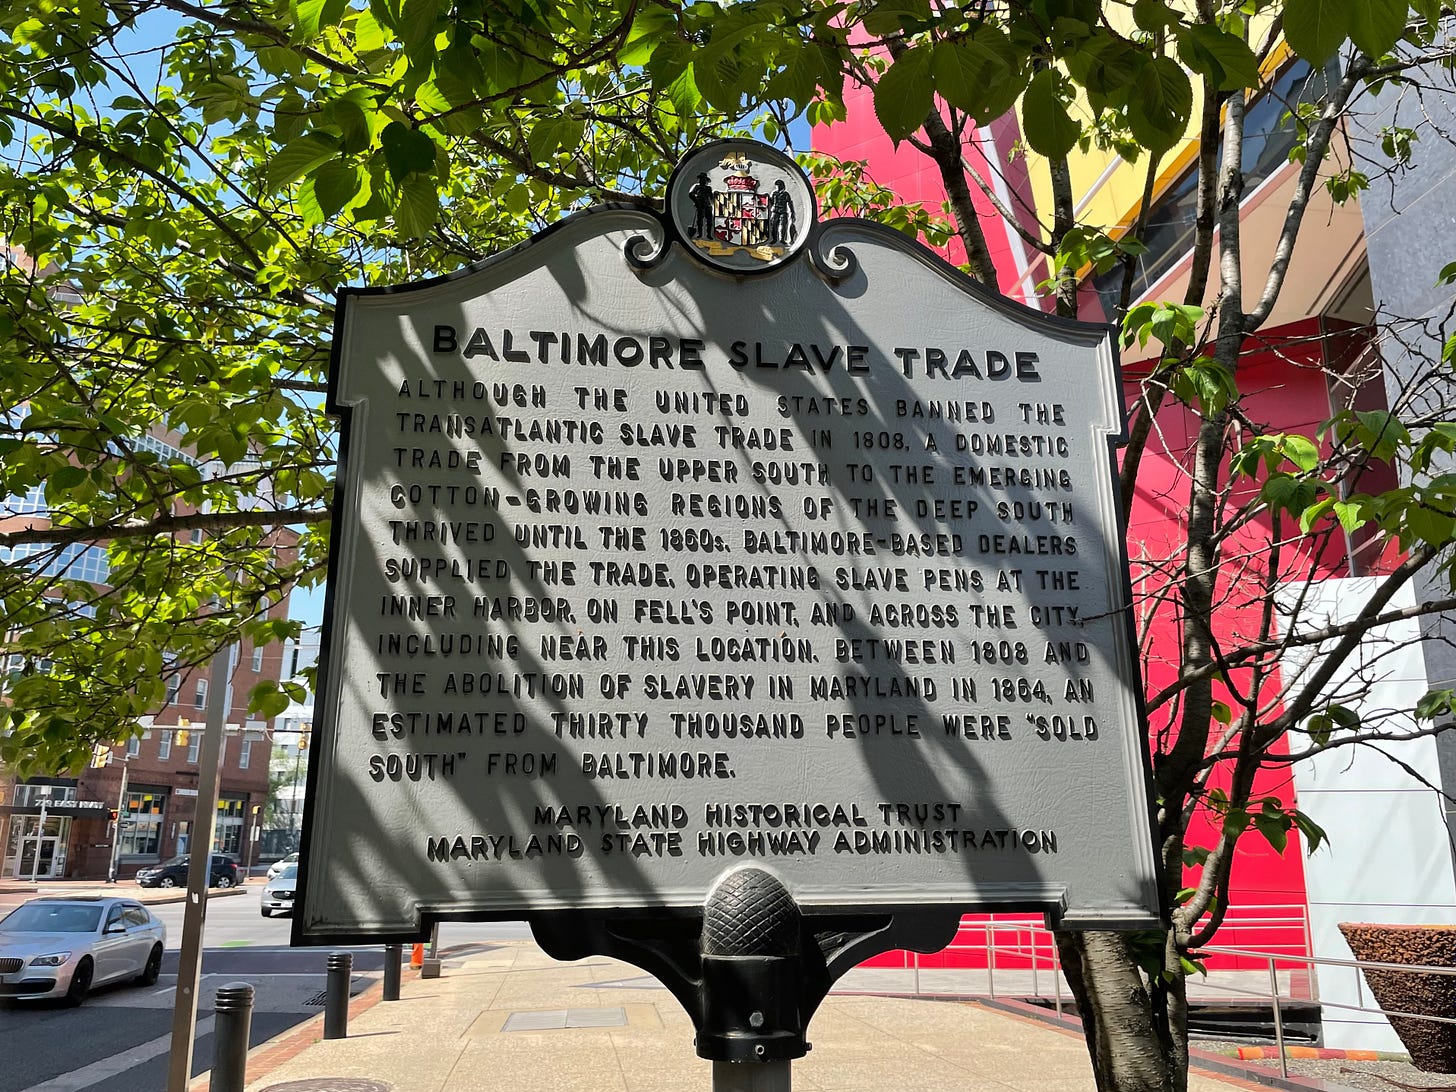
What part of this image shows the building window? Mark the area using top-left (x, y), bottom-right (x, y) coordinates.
top-left (214, 797), bottom-right (244, 855)
top-left (188, 734), bottom-right (201, 763)
top-left (251, 647), bottom-right (264, 672)
top-left (126, 736), bottom-right (140, 758)
top-left (239, 738), bottom-right (252, 769)
top-left (190, 528), bottom-right (203, 544)
top-left (13, 783), bottom-right (77, 807)
top-left (118, 790), bottom-right (167, 857)
top-left (0, 541), bottom-right (111, 584)
top-left (1091, 60), bottom-right (1334, 319)
top-left (194, 678), bottom-right (207, 709)
top-left (158, 732), bottom-right (171, 761)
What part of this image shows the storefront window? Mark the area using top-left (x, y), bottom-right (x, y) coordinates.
top-left (215, 797), bottom-right (245, 855)
top-left (3, 813), bottom-right (70, 879)
top-left (119, 790), bottom-right (168, 857)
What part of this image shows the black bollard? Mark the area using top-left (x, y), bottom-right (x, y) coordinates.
top-left (324, 952), bottom-right (353, 1039)
top-left (211, 982), bottom-right (255, 1092)
top-left (383, 944), bottom-right (402, 1001)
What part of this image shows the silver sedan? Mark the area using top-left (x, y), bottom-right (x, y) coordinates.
top-left (0, 896), bottom-right (166, 1005)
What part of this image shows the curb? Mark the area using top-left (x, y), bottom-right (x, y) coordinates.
top-left (1, 883), bottom-right (255, 906)
top-left (1234, 1046), bottom-right (1410, 1062)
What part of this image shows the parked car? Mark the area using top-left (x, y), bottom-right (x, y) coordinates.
top-left (265, 852), bottom-right (299, 881)
top-left (0, 896), bottom-right (166, 1005)
top-left (135, 853), bottom-right (239, 889)
top-left (260, 864), bottom-right (297, 917)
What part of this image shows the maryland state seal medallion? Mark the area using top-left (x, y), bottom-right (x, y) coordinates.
top-left (667, 140), bottom-right (816, 275)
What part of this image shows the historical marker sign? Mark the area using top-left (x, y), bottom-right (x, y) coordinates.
top-left (296, 141), bottom-right (1159, 944)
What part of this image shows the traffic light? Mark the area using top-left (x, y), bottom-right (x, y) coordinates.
top-left (91, 744), bottom-right (112, 768)
top-left (175, 729), bottom-right (190, 746)
top-left (109, 809), bottom-right (119, 821)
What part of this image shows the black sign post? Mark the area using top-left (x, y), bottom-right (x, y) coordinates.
top-left (532, 868), bottom-right (960, 1088)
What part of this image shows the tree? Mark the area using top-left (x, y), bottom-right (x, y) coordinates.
top-left (2, 2), bottom-right (1455, 1091)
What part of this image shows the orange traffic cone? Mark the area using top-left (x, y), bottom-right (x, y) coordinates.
top-left (410, 943), bottom-right (424, 968)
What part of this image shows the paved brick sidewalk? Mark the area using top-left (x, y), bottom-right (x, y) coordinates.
top-left (234, 941), bottom-right (1280, 1092)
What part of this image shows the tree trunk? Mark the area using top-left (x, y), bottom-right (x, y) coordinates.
top-left (1055, 931), bottom-right (1182, 1092)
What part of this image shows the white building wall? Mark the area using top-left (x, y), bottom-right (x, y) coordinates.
top-left (1281, 578), bottom-right (1456, 1050)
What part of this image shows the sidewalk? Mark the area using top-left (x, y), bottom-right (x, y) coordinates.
top-left (233, 941), bottom-right (1289, 1092)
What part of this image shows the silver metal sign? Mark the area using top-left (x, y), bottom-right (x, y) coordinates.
top-left (297, 141), bottom-right (1158, 943)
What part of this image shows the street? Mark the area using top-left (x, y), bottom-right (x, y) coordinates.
top-left (1, 888), bottom-right (531, 1092)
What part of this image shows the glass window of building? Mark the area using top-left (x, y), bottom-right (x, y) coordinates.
top-left (126, 735), bottom-right (140, 758)
top-left (158, 731), bottom-right (171, 760)
top-left (239, 738), bottom-right (252, 769)
top-left (194, 678), bottom-right (207, 709)
top-left (215, 798), bottom-right (244, 855)
top-left (251, 647), bottom-right (264, 672)
top-left (119, 791), bottom-right (167, 857)
top-left (188, 734), bottom-right (201, 763)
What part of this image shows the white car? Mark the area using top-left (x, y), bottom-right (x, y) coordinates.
top-left (261, 864), bottom-right (298, 917)
top-left (266, 852), bottom-right (299, 881)
top-left (0, 896), bottom-right (166, 1005)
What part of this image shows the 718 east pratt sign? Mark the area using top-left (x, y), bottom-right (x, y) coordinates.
top-left (297, 141), bottom-right (1158, 942)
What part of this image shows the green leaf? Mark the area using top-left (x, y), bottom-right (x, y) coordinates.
top-left (1331, 500), bottom-right (1366, 533)
top-left (863, 0), bottom-right (930, 37)
top-left (1291, 810), bottom-right (1328, 854)
top-left (1253, 812), bottom-right (1288, 854)
top-left (1306, 713), bottom-right (1333, 747)
top-left (1417, 689), bottom-right (1455, 721)
top-left (397, 0), bottom-right (439, 62)
top-left (621, 6), bottom-right (677, 66)
top-left (313, 159), bottom-right (363, 217)
top-left (394, 172), bottom-right (440, 237)
top-left (1178, 24), bottom-right (1262, 91)
top-left (1283, 0), bottom-right (1351, 63)
top-left (666, 64), bottom-right (701, 118)
top-left (48, 464), bottom-right (88, 492)
top-left (1210, 700), bottom-right (1232, 724)
top-left (380, 121), bottom-right (437, 181)
top-left (1281, 434), bottom-right (1321, 472)
top-left (1407, 503), bottom-right (1455, 545)
top-left (264, 133), bottom-right (339, 191)
top-left (931, 36), bottom-right (1013, 121)
top-left (1349, 0), bottom-right (1408, 58)
top-left (1132, 0), bottom-right (1179, 31)
top-left (1021, 68), bottom-right (1080, 159)
top-left (873, 45), bottom-right (933, 143)
top-left (1128, 55), bottom-right (1192, 153)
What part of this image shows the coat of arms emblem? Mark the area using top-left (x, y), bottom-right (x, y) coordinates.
top-left (668, 141), bottom-right (815, 275)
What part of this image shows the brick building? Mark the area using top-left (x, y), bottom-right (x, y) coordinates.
top-left (2, 603), bottom-right (292, 882)
top-left (1, 412), bottom-right (297, 880)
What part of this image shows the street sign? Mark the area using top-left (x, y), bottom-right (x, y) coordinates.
top-left (298, 140), bottom-right (1158, 944)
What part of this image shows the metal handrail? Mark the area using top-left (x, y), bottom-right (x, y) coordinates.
top-left (891, 916), bottom-right (1455, 1085)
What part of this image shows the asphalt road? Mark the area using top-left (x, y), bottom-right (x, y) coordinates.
top-left (1, 890), bottom-right (531, 1092)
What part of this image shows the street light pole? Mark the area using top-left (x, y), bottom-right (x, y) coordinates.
top-left (107, 757), bottom-right (130, 884)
